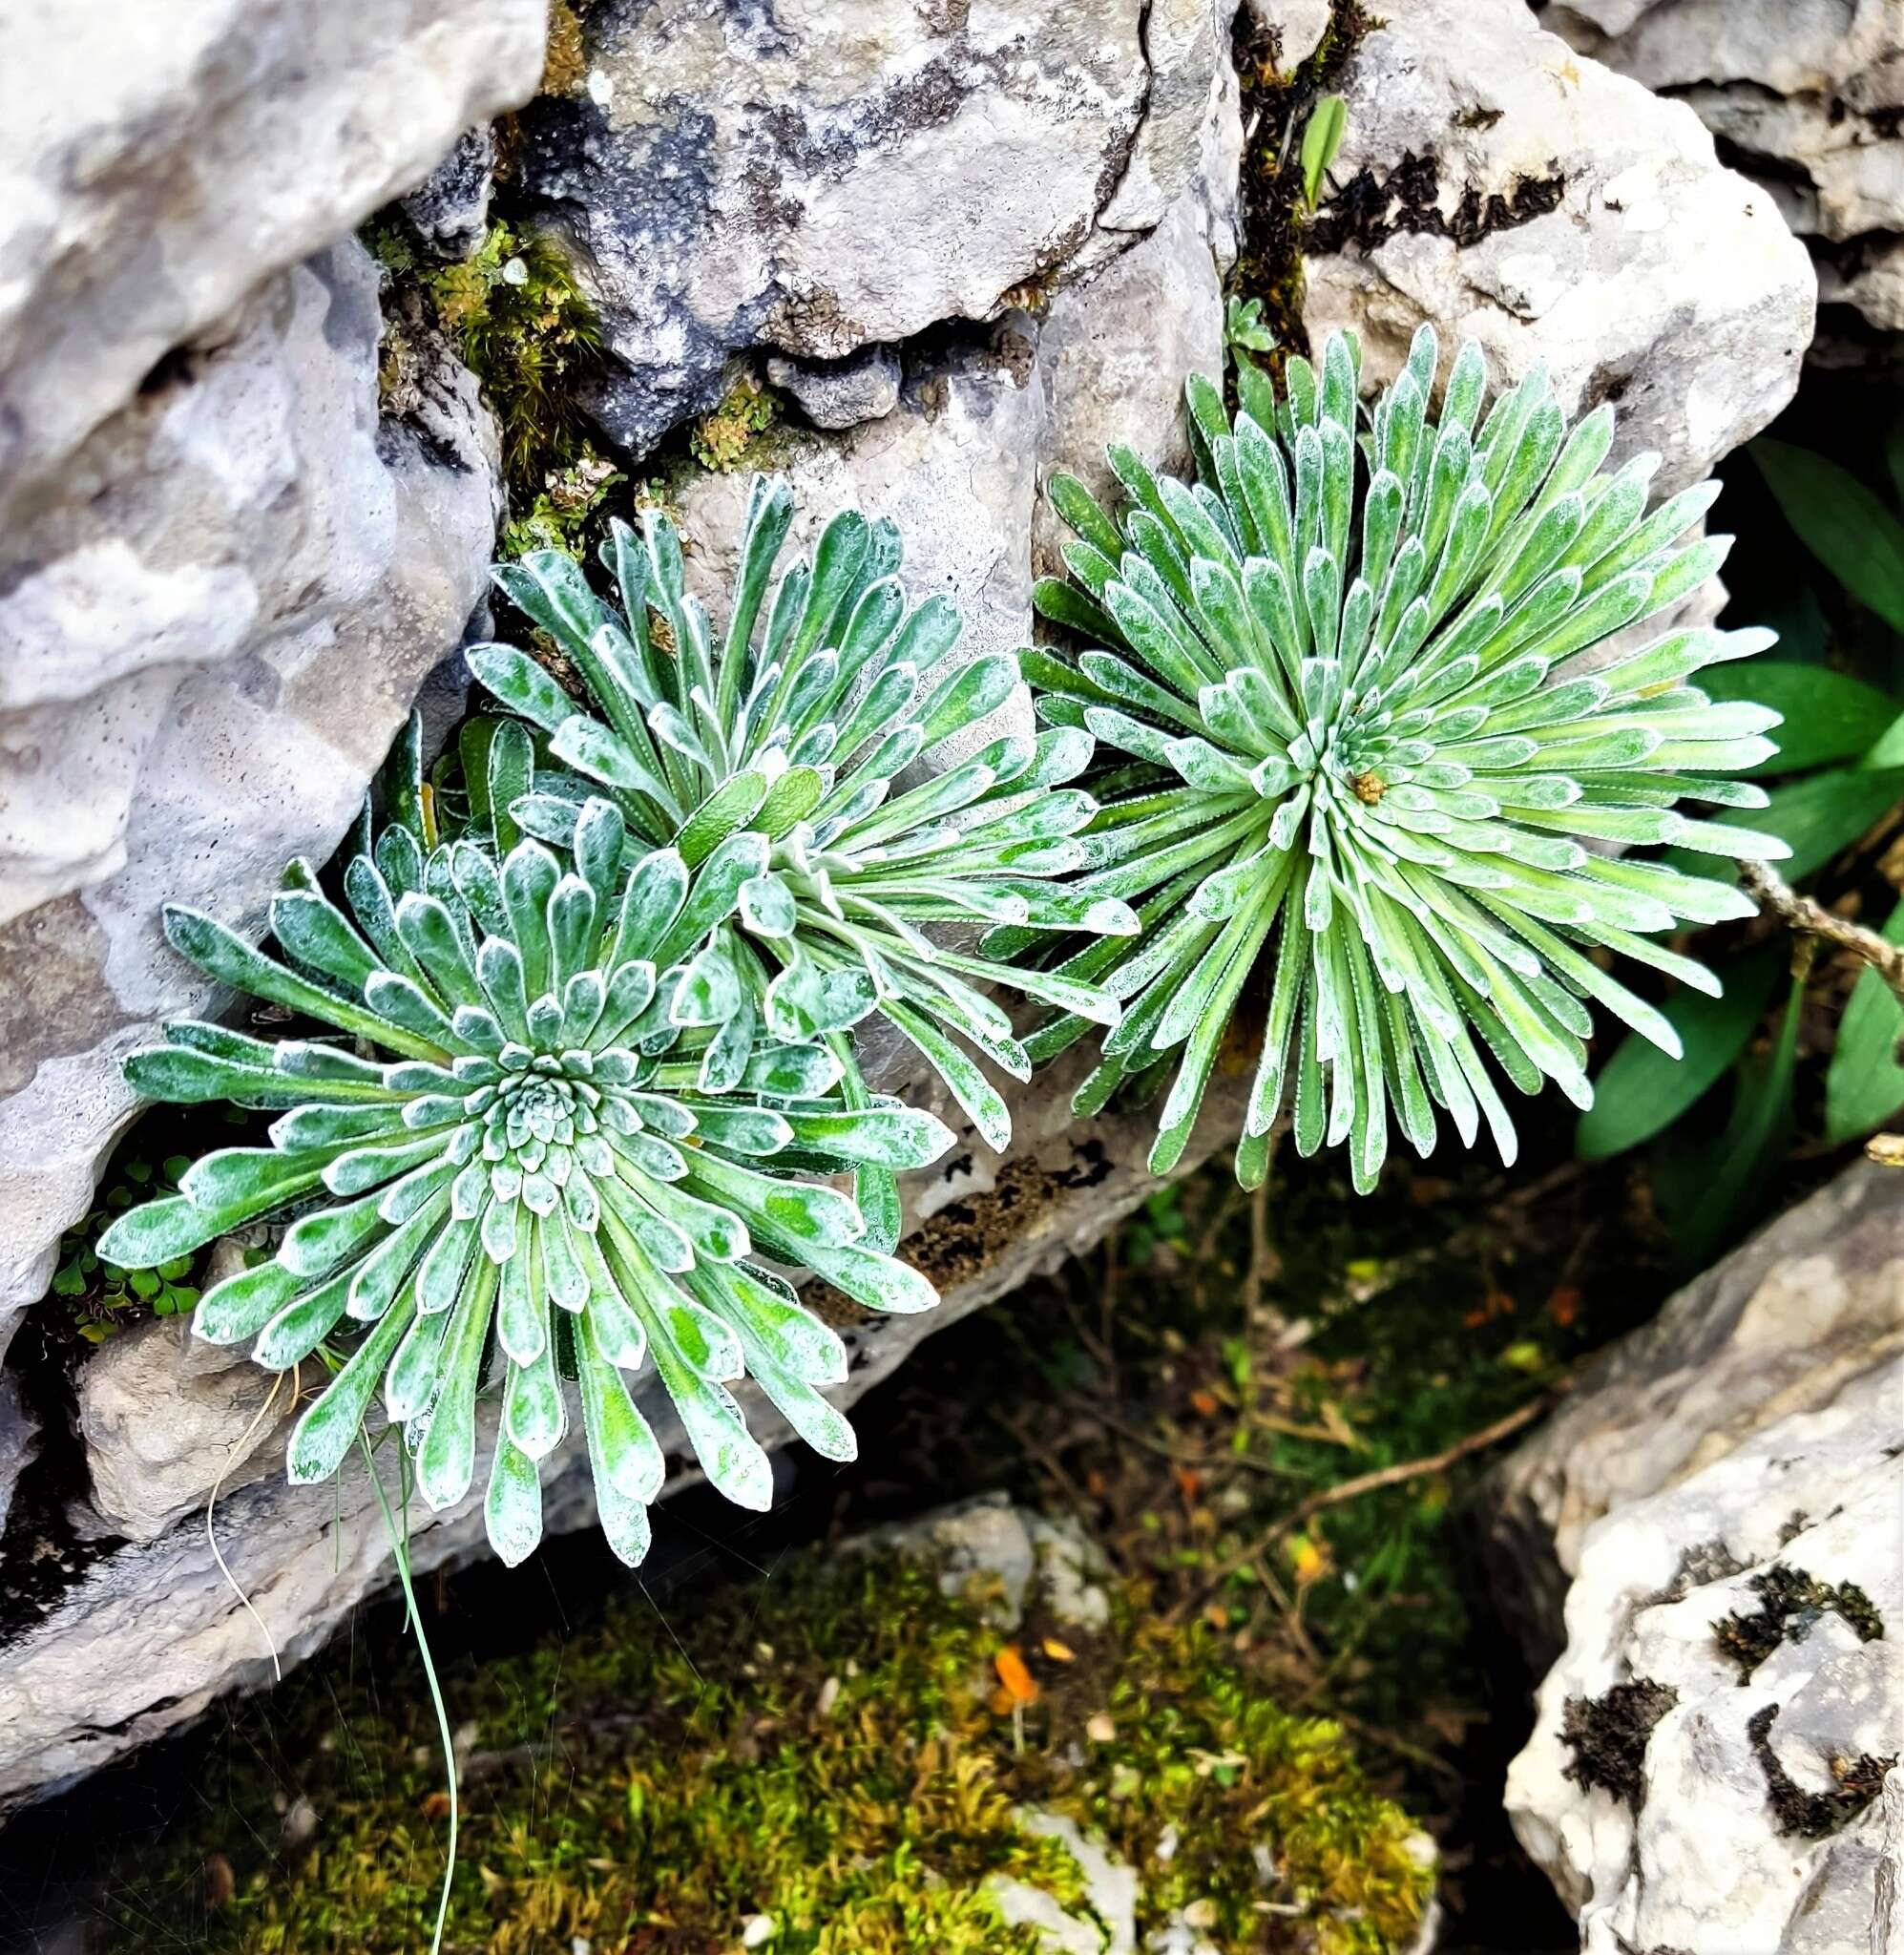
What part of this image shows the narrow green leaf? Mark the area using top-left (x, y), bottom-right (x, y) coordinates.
top-left (1824, 900), bottom-right (1904, 1143)
top-left (1576, 945), bottom-right (1783, 1161)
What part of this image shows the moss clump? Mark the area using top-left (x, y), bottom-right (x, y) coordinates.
top-left (540, 0), bottom-right (588, 96)
top-left (1559, 1681), bottom-right (1678, 1806)
top-left (425, 220), bottom-right (608, 494)
top-left (689, 370), bottom-right (781, 473)
top-left (93, 1545), bottom-right (1430, 1955)
top-left (497, 451), bottom-right (624, 558)
top-left (1714, 1565), bottom-right (1885, 1683)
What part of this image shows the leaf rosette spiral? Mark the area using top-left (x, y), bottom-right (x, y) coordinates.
top-left (97, 789), bottom-right (953, 1568)
top-left (1022, 326), bottom-right (1789, 1191)
top-left (465, 479), bottom-right (1136, 1185)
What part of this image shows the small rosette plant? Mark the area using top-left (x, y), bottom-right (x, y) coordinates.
top-left (464, 478), bottom-right (1134, 1182)
top-left (97, 789), bottom-right (953, 1569)
top-left (1022, 325), bottom-right (1788, 1190)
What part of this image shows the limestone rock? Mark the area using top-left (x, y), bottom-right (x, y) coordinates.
top-left (1026, 1511), bottom-right (1113, 1632)
top-left (988, 1810), bottom-right (1140, 1955)
top-left (0, 0), bottom-right (543, 536)
top-left (1550, 0), bottom-right (1904, 343)
top-left (1818, 237), bottom-right (1904, 337)
top-left (1301, 0), bottom-right (1815, 494)
top-left (766, 345), bottom-right (904, 431)
top-left (0, 243), bottom-right (503, 1348)
top-left (509, 0), bottom-right (1242, 458)
top-left (859, 1493), bottom-right (1042, 1629)
top-left (0, 1371), bottom-right (37, 1544)
top-left (857, 1496), bottom-right (1114, 1636)
top-left (1094, 0), bottom-right (1243, 254)
top-left (1504, 1366), bottom-right (1904, 1951)
top-left (674, 329), bottom-right (1046, 792)
top-left (1030, 190), bottom-right (1227, 578)
top-left (76, 1277), bottom-right (293, 1545)
top-left (1481, 1162), bottom-right (1904, 1946)
top-left (1482, 1161), bottom-right (1904, 1666)
top-left (1243, 0), bottom-right (1333, 73)
top-left (0, 0), bottom-right (534, 1345)
top-left (0, 1046), bottom-right (1254, 1811)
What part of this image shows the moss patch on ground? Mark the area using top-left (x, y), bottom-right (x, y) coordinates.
top-left (92, 1550), bottom-right (1429, 1954)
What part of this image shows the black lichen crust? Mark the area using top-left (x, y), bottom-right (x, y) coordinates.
top-left (1714, 1564), bottom-right (1884, 1684)
top-left (1559, 1679), bottom-right (1678, 1806)
top-left (1746, 1702), bottom-right (1897, 1839)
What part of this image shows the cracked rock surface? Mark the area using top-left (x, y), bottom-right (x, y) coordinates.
top-left (1301, 0), bottom-right (1815, 494)
top-left (510, 0), bottom-right (1237, 457)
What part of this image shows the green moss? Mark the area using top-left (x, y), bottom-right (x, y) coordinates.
top-left (424, 221), bottom-right (607, 495)
top-left (93, 1547), bottom-right (1429, 1954)
top-left (688, 370), bottom-right (782, 473)
top-left (497, 451), bottom-right (624, 559)
top-left (539, 0), bottom-right (588, 96)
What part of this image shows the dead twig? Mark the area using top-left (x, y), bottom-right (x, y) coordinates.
top-left (1194, 1389), bottom-right (1564, 1605)
top-left (1741, 859), bottom-right (1904, 1012)
top-left (1085, 1405), bottom-right (1302, 1480)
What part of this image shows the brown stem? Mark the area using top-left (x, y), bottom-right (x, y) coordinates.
top-left (1740, 861), bottom-right (1904, 1012)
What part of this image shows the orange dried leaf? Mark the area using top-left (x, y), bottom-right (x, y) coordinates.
top-left (1040, 1637), bottom-right (1077, 1663)
top-left (1189, 1388), bottom-right (1220, 1418)
top-left (994, 1644), bottom-right (1038, 1705)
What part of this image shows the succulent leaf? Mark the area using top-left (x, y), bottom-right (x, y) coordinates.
top-left (466, 489), bottom-right (1132, 1148)
top-left (100, 794), bottom-right (954, 1567)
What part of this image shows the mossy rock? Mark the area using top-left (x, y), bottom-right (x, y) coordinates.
top-left (94, 1528), bottom-right (1431, 1953)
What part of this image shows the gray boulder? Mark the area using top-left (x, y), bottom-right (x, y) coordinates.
top-left (509, 0), bottom-right (1238, 457)
top-left (1483, 1164), bottom-right (1904, 1948)
top-left (0, 0), bottom-right (543, 536)
top-left (1302, 0), bottom-right (1815, 494)
top-left (0, 244), bottom-right (504, 1361)
top-left (1550, 0), bottom-right (1904, 349)
top-left (0, 0), bottom-right (545, 1354)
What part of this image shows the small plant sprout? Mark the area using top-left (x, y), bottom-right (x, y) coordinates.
top-left (465, 480), bottom-right (1134, 1197)
top-left (1023, 325), bottom-right (1788, 1191)
top-left (1300, 94), bottom-right (1349, 212)
top-left (1224, 295), bottom-right (1279, 358)
top-left (96, 786), bottom-right (955, 1567)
